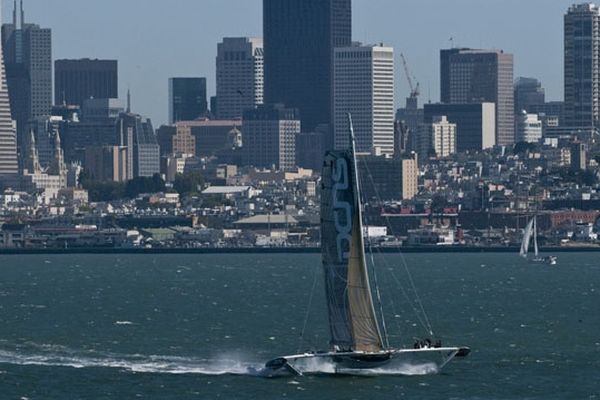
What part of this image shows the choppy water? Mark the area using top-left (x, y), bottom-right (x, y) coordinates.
top-left (0, 253), bottom-right (598, 399)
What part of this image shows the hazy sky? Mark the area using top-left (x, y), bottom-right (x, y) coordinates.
top-left (2, 0), bottom-right (580, 126)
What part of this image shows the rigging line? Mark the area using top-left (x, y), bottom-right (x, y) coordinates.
top-left (357, 157), bottom-right (390, 348)
top-left (359, 156), bottom-right (435, 337)
top-left (364, 224), bottom-right (390, 349)
top-left (372, 244), bottom-right (431, 338)
top-left (297, 260), bottom-right (321, 353)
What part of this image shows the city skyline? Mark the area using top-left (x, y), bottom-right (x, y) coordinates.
top-left (0, 0), bottom-right (579, 126)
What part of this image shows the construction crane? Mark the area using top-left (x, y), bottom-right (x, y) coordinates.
top-left (400, 53), bottom-right (420, 100)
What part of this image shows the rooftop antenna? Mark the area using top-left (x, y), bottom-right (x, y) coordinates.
top-left (449, 36), bottom-right (455, 48)
top-left (13, 0), bottom-right (17, 26)
top-left (20, 0), bottom-right (24, 27)
top-left (127, 88), bottom-right (131, 113)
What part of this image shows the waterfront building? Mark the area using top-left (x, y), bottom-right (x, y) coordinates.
top-left (440, 48), bottom-right (514, 146)
top-left (168, 78), bottom-right (208, 124)
top-left (333, 44), bottom-right (395, 156)
top-left (216, 37), bottom-right (263, 119)
top-left (54, 59), bottom-right (118, 106)
top-left (423, 103), bottom-right (496, 152)
top-left (242, 104), bottom-right (300, 171)
top-left (1, 0), bottom-right (52, 155)
top-left (564, 3), bottom-right (600, 128)
top-left (264, 0), bottom-right (352, 146)
top-left (516, 111), bottom-right (543, 143)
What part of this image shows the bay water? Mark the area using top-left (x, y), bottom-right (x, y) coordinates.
top-left (0, 253), bottom-right (598, 399)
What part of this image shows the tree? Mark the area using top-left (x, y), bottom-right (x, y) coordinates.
top-left (174, 172), bottom-right (205, 197)
top-left (125, 174), bottom-right (166, 198)
top-left (513, 141), bottom-right (536, 155)
top-left (430, 194), bottom-right (449, 214)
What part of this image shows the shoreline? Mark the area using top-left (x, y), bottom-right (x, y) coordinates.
top-left (0, 246), bottom-right (599, 255)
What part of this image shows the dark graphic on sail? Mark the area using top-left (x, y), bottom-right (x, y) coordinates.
top-left (321, 151), bottom-right (384, 353)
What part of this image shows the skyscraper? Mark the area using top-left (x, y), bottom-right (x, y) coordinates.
top-left (564, 3), bottom-right (600, 129)
top-left (333, 44), bottom-right (395, 155)
top-left (216, 37), bottom-right (263, 119)
top-left (440, 48), bottom-right (514, 146)
top-left (168, 78), bottom-right (208, 124)
top-left (54, 59), bottom-right (118, 106)
top-left (263, 0), bottom-right (351, 148)
top-left (514, 77), bottom-right (545, 114)
top-left (242, 104), bottom-right (300, 171)
top-left (0, 4), bottom-right (18, 176)
top-left (1, 0), bottom-right (52, 155)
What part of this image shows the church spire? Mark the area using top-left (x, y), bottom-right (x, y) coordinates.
top-left (27, 129), bottom-right (41, 173)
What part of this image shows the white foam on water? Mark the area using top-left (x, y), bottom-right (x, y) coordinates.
top-left (0, 347), bottom-right (263, 376)
top-left (0, 343), bottom-right (441, 378)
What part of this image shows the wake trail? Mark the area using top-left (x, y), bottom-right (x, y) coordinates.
top-left (0, 347), bottom-right (263, 376)
top-left (0, 344), bottom-right (440, 377)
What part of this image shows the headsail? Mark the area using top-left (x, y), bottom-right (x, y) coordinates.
top-left (520, 218), bottom-right (535, 258)
top-left (320, 115), bottom-right (384, 353)
top-left (533, 216), bottom-right (539, 257)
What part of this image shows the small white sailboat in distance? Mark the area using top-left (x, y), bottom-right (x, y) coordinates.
top-left (520, 216), bottom-right (557, 265)
top-left (263, 115), bottom-right (470, 377)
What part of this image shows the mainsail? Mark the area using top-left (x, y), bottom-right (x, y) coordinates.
top-left (520, 218), bottom-right (535, 258)
top-left (320, 117), bottom-right (384, 353)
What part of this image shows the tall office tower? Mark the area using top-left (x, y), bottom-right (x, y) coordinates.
top-left (424, 103), bottom-right (496, 152)
top-left (0, 4), bottom-right (18, 176)
top-left (440, 48), bottom-right (514, 146)
top-left (333, 44), bottom-right (395, 155)
top-left (54, 59), bottom-right (118, 106)
top-left (242, 104), bottom-right (300, 171)
top-left (1, 0), bottom-right (52, 155)
top-left (263, 0), bottom-right (352, 148)
top-left (564, 3), bottom-right (600, 129)
top-left (168, 78), bottom-right (208, 124)
top-left (216, 37), bottom-right (263, 119)
top-left (514, 77), bottom-right (545, 114)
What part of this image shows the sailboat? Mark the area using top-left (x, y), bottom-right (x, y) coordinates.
top-left (520, 216), bottom-right (557, 265)
top-left (263, 115), bottom-right (470, 377)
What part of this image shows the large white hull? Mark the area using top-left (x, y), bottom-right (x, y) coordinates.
top-left (263, 347), bottom-right (468, 377)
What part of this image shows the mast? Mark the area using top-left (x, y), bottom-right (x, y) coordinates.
top-left (533, 216), bottom-right (539, 257)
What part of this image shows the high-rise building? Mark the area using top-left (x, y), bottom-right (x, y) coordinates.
top-left (514, 77), bottom-right (545, 114)
top-left (0, 5), bottom-right (17, 176)
top-left (571, 142), bottom-right (587, 170)
top-left (54, 59), bottom-right (118, 106)
top-left (216, 37), bottom-right (263, 119)
top-left (118, 112), bottom-right (160, 178)
top-left (440, 48), bottom-right (514, 146)
top-left (564, 3), bottom-right (600, 129)
top-left (424, 103), bottom-right (496, 152)
top-left (168, 78), bottom-right (208, 124)
top-left (263, 0), bottom-right (352, 147)
top-left (515, 111), bottom-right (543, 143)
top-left (427, 116), bottom-right (457, 158)
top-left (1, 0), bottom-right (52, 156)
top-left (333, 44), bottom-right (395, 155)
top-left (242, 104), bottom-right (300, 170)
